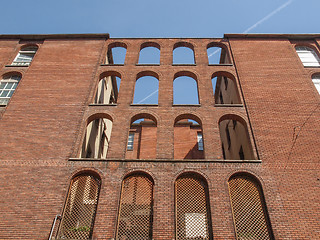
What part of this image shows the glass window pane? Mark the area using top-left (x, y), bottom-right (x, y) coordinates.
top-left (5, 83), bottom-right (14, 89)
top-left (0, 90), bottom-right (9, 97)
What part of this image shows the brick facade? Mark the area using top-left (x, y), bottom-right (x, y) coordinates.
top-left (0, 34), bottom-right (319, 239)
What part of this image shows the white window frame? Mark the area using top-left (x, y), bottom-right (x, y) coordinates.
top-left (0, 75), bottom-right (21, 105)
top-left (127, 132), bottom-right (135, 150)
top-left (295, 46), bottom-right (320, 67)
top-left (312, 75), bottom-right (320, 94)
top-left (197, 132), bottom-right (204, 151)
top-left (12, 46), bottom-right (38, 66)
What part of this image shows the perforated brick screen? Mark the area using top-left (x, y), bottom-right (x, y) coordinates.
top-left (116, 174), bottom-right (154, 240)
top-left (175, 174), bottom-right (212, 240)
top-left (228, 175), bottom-right (274, 240)
top-left (57, 174), bottom-right (101, 240)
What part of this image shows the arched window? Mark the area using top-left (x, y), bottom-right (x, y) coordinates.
top-left (219, 115), bottom-right (254, 160)
top-left (312, 74), bottom-right (320, 94)
top-left (295, 46), bottom-right (320, 67)
top-left (212, 72), bottom-right (241, 104)
top-left (95, 72), bottom-right (120, 104)
top-left (106, 43), bottom-right (127, 65)
top-left (58, 173), bottom-right (101, 240)
top-left (12, 45), bottom-right (38, 66)
top-left (207, 44), bottom-right (231, 64)
top-left (116, 173), bottom-right (154, 240)
top-left (228, 174), bottom-right (274, 240)
top-left (174, 115), bottom-right (204, 159)
top-left (138, 43), bottom-right (160, 64)
top-left (173, 42), bottom-right (195, 64)
top-left (173, 72), bottom-right (199, 105)
top-left (81, 116), bottom-right (113, 159)
top-left (0, 74), bottom-right (21, 105)
top-left (126, 114), bottom-right (157, 159)
top-left (175, 173), bottom-right (213, 240)
top-left (133, 73), bottom-right (159, 104)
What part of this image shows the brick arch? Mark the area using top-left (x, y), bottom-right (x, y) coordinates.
top-left (140, 41), bottom-right (160, 50)
top-left (2, 71), bottom-right (23, 78)
top-left (174, 71), bottom-right (198, 81)
top-left (218, 114), bottom-right (247, 127)
top-left (122, 170), bottom-right (155, 184)
top-left (211, 71), bottom-right (236, 83)
top-left (207, 41), bottom-right (228, 51)
top-left (99, 70), bottom-right (121, 79)
top-left (108, 41), bottom-right (127, 50)
top-left (70, 168), bottom-right (103, 182)
top-left (136, 70), bottom-right (159, 80)
top-left (175, 170), bottom-right (209, 184)
top-left (86, 113), bottom-right (113, 125)
top-left (20, 44), bottom-right (39, 50)
top-left (130, 113), bottom-right (158, 125)
top-left (174, 113), bottom-right (202, 126)
top-left (173, 41), bottom-right (195, 51)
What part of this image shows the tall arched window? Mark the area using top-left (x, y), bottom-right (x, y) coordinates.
top-left (133, 72), bottom-right (159, 104)
top-left (212, 72), bottom-right (241, 105)
top-left (228, 173), bottom-right (274, 240)
top-left (312, 74), bottom-right (320, 94)
top-left (106, 43), bottom-right (127, 65)
top-left (173, 72), bottom-right (199, 105)
top-left (12, 45), bottom-right (38, 66)
top-left (138, 43), bottom-right (160, 64)
top-left (58, 173), bottom-right (101, 240)
top-left (126, 114), bottom-right (157, 159)
top-left (95, 72), bottom-right (121, 104)
top-left (207, 43), bottom-right (231, 65)
top-left (81, 115), bottom-right (113, 159)
top-left (175, 173), bottom-right (213, 240)
top-left (116, 173), bottom-right (154, 240)
top-left (174, 115), bottom-right (204, 159)
top-left (173, 42), bottom-right (195, 64)
top-left (0, 74), bottom-right (21, 105)
top-left (295, 46), bottom-right (320, 67)
top-left (219, 115), bottom-right (254, 160)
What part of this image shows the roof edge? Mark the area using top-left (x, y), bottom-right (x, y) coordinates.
top-left (224, 33), bottom-right (320, 40)
top-left (0, 33), bottom-right (110, 40)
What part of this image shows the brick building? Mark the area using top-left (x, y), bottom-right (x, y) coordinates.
top-left (0, 33), bottom-right (319, 240)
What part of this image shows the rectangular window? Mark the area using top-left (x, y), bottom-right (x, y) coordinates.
top-left (127, 132), bottom-right (134, 150)
top-left (197, 132), bottom-right (204, 151)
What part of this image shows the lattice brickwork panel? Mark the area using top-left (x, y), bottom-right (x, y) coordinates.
top-left (116, 174), bottom-right (154, 240)
top-left (175, 175), bottom-right (212, 240)
top-left (57, 174), bottom-right (101, 240)
top-left (228, 175), bottom-right (273, 240)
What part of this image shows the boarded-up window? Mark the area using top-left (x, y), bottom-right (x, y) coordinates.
top-left (175, 173), bottom-right (213, 240)
top-left (228, 174), bottom-right (274, 240)
top-left (116, 174), bottom-right (154, 240)
top-left (58, 174), bottom-right (101, 240)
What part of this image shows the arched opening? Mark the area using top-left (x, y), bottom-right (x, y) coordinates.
top-left (207, 43), bottom-right (231, 64)
top-left (219, 115), bottom-right (254, 160)
top-left (116, 173), bottom-right (154, 239)
top-left (174, 115), bottom-right (204, 159)
top-left (213, 72), bottom-right (241, 104)
top-left (12, 45), bottom-right (38, 66)
top-left (228, 173), bottom-right (274, 240)
top-left (81, 115), bottom-right (113, 159)
top-left (295, 46), bottom-right (320, 67)
top-left (138, 43), bottom-right (160, 64)
top-left (175, 172), bottom-right (213, 240)
top-left (133, 72), bottom-right (159, 104)
top-left (173, 72), bottom-right (199, 105)
top-left (126, 114), bottom-right (157, 159)
top-left (95, 72), bottom-right (120, 104)
top-left (0, 73), bottom-right (22, 105)
top-left (58, 173), bottom-right (101, 240)
top-left (173, 42), bottom-right (195, 64)
top-left (106, 43), bottom-right (127, 65)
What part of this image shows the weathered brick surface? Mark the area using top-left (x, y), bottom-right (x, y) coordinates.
top-left (0, 36), bottom-right (318, 240)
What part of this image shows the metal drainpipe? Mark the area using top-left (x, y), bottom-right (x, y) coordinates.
top-left (48, 214), bottom-right (62, 240)
top-left (227, 37), bottom-right (260, 160)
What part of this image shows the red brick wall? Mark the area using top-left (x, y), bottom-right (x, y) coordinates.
top-left (0, 36), bottom-right (318, 239)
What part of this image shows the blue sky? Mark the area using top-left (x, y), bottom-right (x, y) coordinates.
top-left (0, 0), bottom-right (318, 37)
